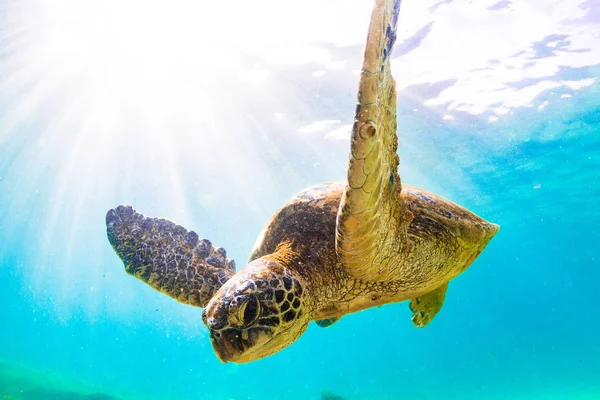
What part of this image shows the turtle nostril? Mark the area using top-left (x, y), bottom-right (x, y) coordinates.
top-left (207, 317), bottom-right (224, 330)
top-left (201, 309), bottom-right (207, 325)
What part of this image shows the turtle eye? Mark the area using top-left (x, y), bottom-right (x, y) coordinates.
top-left (238, 296), bottom-right (259, 325)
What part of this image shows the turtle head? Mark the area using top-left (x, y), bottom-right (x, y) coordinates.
top-left (202, 258), bottom-right (312, 363)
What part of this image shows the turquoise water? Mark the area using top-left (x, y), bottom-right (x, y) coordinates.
top-left (1, 0), bottom-right (599, 399)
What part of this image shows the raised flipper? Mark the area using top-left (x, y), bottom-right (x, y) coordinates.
top-left (106, 205), bottom-right (235, 308)
top-left (315, 317), bottom-right (341, 328)
top-left (409, 283), bottom-right (448, 328)
top-left (336, 0), bottom-right (414, 282)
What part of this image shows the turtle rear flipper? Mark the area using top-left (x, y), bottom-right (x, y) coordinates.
top-left (106, 206), bottom-right (235, 308)
top-left (315, 317), bottom-right (341, 328)
top-left (409, 283), bottom-right (448, 328)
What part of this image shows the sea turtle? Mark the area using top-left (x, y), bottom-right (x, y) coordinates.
top-left (106, 0), bottom-right (498, 364)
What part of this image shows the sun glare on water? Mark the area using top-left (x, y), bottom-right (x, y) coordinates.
top-left (0, 0), bottom-right (260, 318)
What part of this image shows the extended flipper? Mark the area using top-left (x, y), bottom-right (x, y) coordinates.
top-left (409, 283), bottom-right (448, 328)
top-left (336, 0), bottom-right (414, 282)
top-left (106, 206), bottom-right (235, 308)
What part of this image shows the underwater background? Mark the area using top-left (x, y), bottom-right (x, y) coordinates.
top-left (1, 0), bottom-right (599, 399)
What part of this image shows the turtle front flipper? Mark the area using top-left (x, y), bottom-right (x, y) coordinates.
top-left (106, 206), bottom-right (235, 308)
top-left (336, 0), bottom-right (414, 282)
top-left (409, 283), bottom-right (448, 328)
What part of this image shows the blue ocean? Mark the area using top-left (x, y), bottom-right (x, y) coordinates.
top-left (1, 0), bottom-right (599, 399)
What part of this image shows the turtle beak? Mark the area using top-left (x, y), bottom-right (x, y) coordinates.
top-left (209, 327), bottom-right (274, 363)
top-left (209, 329), bottom-right (244, 363)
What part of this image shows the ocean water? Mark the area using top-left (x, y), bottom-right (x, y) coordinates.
top-left (1, 0), bottom-right (599, 399)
